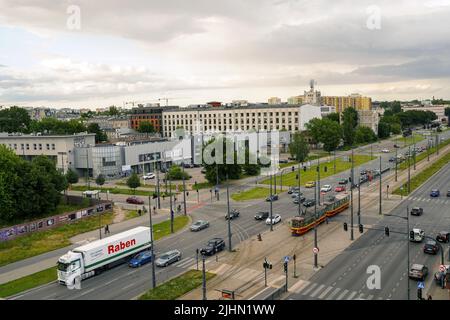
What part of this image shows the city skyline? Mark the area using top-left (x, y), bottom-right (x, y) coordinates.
top-left (1, 0), bottom-right (450, 108)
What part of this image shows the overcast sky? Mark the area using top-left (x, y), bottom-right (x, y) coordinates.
top-left (1, 0), bottom-right (450, 108)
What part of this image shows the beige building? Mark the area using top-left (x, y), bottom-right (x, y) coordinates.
top-left (287, 95), bottom-right (304, 105)
top-left (321, 93), bottom-right (372, 113)
top-left (401, 105), bottom-right (448, 123)
top-left (357, 110), bottom-right (380, 134)
top-left (268, 97), bottom-right (282, 105)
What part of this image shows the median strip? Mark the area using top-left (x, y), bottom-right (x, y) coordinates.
top-left (138, 269), bottom-right (216, 300)
top-left (0, 267), bottom-right (57, 298)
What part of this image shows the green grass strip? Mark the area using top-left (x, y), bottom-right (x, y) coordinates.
top-left (0, 267), bottom-right (57, 298)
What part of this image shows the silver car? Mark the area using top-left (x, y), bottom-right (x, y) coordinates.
top-left (155, 250), bottom-right (182, 267)
top-left (190, 220), bottom-right (210, 232)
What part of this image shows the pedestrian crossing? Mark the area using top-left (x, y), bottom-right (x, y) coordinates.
top-left (409, 196), bottom-right (450, 204)
top-left (289, 280), bottom-right (383, 300)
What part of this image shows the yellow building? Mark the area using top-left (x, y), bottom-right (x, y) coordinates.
top-left (287, 95), bottom-right (304, 105)
top-left (321, 94), bottom-right (371, 113)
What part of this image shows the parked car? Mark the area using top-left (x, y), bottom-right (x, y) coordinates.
top-left (335, 185), bottom-right (346, 192)
top-left (320, 185), bottom-right (332, 192)
top-left (266, 214), bottom-right (281, 225)
top-left (155, 250), bottom-right (182, 267)
top-left (200, 238), bottom-right (225, 256)
top-left (436, 231), bottom-right (450, 243)
top-left (303, 199), bottom-right (316, 207)
top-left (388, 157), bottom-right (396, 162)
top-left (126, 196), bottom-right (144, 205)
top-left (338, 178), bottom-right (348, 185)
top-left (423, 240), bottom-right (439, 255)
top-left (255, 211), bottom-right (269, 220)
top-left (190, 220), bottom-right (210, 232)
top-left (410, 207), bottom-right (423, 216)
top-left (291, 191), bottom-right (303, 198)
top-left (129, 251), bottom-right (153, 268)
top-left (266, 194), bottom-right (279, 202)
top-left (142, 173), bottom-right (155, 180)
top-left (182, 163), bottom-right (194, 168)
top-left (409, 264), bottom-right (428, 280)
top-left (305, 181), bottom-right (316, 188)
top-left (293, 196), bottom-right (306, 204)
top-left (430, 189), bottom-right (440, 197)
top-left (381, 149), bottom-right (390, 153)
top-left (279, 159), bottom-right (288, 164)
top-left (394, 144), bottom-right (400, 148)
top-left (226, 209), bottom-right (240, 220)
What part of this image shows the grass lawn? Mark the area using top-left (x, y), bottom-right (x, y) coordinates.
top-left (192, 182), bottom-right (214, 191)
top-left (0, 267), bottom-right (57, 298)
top-left (71, 185), bottom-right (175, 197)
top-left (393, 133), bottom-right (425, 147)
top-left (0, 212), bottom-right (114, 267)
top-left (138, 270), bottom-right (216, 300)
top-left (397, 137), bottom-right (450, 170)
top-left (261, 154), bottom-right (375, 187)
top-left (231, 187), bottom-right (270, 201)
top-left (124, 210), bottom-right (141, 220)
top-left (153, 215), bottom-right (190, 241)
top-left (393, 151), bottom-right (450, 196)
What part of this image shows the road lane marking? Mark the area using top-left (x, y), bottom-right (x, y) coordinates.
top-left (309, 284), bottom-right (326, 298)
top-left (122, 283), bottom-right (135, 290)
top-left (318, 286), bottom-right (334, 299)
top-left (301, 283), bottom-right (318, 296)
top-left (289, 280), bottom-right (310, 293)
top-left (336, 289), bottom-right (349, 300)
top-left (326, 287), bottom-right (341, 300)
top-left (346, 291), bottom-right (357, 300)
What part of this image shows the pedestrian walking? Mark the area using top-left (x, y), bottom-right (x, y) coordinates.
top-left (427, 294), bottom-right (432, 300)
top-left (153, 206), bottom-right (156, 214)
top-left (104, 224), bottom-right (110, 234)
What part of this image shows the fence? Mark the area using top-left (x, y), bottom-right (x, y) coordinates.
top-left (0, 196), bottom-right (113, 242)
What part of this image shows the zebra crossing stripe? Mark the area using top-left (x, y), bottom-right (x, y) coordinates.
top-left (336, 289), bottom-right (349, 300)
top-left (346, 291), bottom-right (357, 300)
top-left (301, 283), bottom-right (318, 296)
top-left (310, 284), bottom-right (326, 298)
top-left (326, 287), bottom-right (341, 300)
top-left (289, 280), bottom-right (310, 293)
top-left (318, 286), bottom-right (334, 299)
top-left (173, 257), bottom-right (195, 268)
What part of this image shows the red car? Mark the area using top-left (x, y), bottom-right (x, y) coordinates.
top-left (335, 186), bottom-right (346, 192)
top-left (126, 196), bottom-right (144, 205)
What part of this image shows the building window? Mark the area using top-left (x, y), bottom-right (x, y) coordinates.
top-left (26, 144), bottom-right (29, 150)
top-left (14, 144), bottom-right (17, 150)
top-left (21, 144), bottom-right (24, 150)
top-left (33, 144), bottom-right (37, 150)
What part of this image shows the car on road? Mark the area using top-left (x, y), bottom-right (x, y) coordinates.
top-left (293, 196), bottom-right (306, 204)
top-left (430, 189), bottom-right (440, 197)
top-left (388, 157), bottom-right (396, 162)
top-left (409, 264), bottom-right (428, 280)
top-left (279, 159), bottom-right (289, 164)
top-left (436, 231), bottom-right (450, 243)
top-left (226, 209), bottom-right (240, 220)
top-left (360, 169), bottom-right (368, 175)
top-left (381, 149), bottom-right (390, 153)
top-left (266, 194), bottom-right (279, 202)
top-left (338, 178), bottom-right (348, 185)
top-left (410, 228), bottom-right (425, 242)
top-left (288, 187), bottom-right (300, 194)
top-left (200, 238), bottom-right (225, 256)
top-left (291, 191), bottom-right (303, 198)
top-left (182, 163), bottom-right (194, 168)
top-left (320, 185), bottom-right (332, 192)
top-left (142, 173), bottom-right (155, 180)
top-left (424, 240), bottom-right (439, 255)
top-left (126, 196), bottom-right (144, 204)
top-left (394, 144), bottom-right (400, 148)
top-left (303, 199), bottom-right (316, 207)
top-left (305, 181), bottom-right (316, 188)
top-left (266, 214), bottom-right (281, 225)
top-left (335, 185), bottom-right (346, 192)
top-left (190, 220), bottom-right (210, 232)
top-left (129, 251), bottom-right (153, 268)
top-left (155, 250), bottom-right (182, 267)
top-left (410, 207), bottom-right (423, 216)
top-left (447, 190), bottom-right (450, 197)
top-left (255, 211), bottom-right (269, 220)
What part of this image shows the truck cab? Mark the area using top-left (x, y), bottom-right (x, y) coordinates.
top-left (410, 228), bottom-right (425, 243)
top-left (57, 251), bottom-right (85, 286)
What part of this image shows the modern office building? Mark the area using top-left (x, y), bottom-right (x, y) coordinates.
top-left (129, 105), bottom-right (179, 133)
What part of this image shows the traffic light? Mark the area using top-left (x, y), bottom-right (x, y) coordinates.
top-left (292, 166), bottom-right (295, 172)
top-left (410, 230), bottom-right (415, 240)
top-left (343, 222), bottom-right (348, 231)
top-left (359, 224), bottom-right (363, 234)
top-left (384, 226), bottom-right (390, 236)
top-left (324, 166), bottom-right (327, 172)
top-left (283, 262), bottom-right (288, 273)
top-left (186, 192), bottom-right (189, 197)
top-left (296, 174), bottom-right (299, 180)
top-left (349, 176), bottom-right (352, 183)
top-left (303, 166), bottom-right (307, 172)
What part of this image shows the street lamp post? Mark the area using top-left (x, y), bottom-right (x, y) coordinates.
top-left (379, 156), bottom-right (382, 215)
top-left (298, 162), bottom-right (302, 216)
top-left (215, 164), bottom-right (219, 201)
top-left (358, 173), bottom-right (361, 226)
top-left (350, 147), bottom-right (354, 241)
top-left (226, 173), bottom-right (232, 252)
top-left (156, 168), bottom-right (161, 209)
top-left (408, 146), bottom-right (411, 194)
top-left (314, 179), bottom-right (318, 268)
top-left (413, 135), bottom-right (416, 170)
top-left (169, 176), bottom-right (174, 234)
top-left (181, 158), bottom-right (187, 216)
top-left (395, 147), bottom-right (398, 182)
top-left (269, 173), bottom-right (273, 232)
top-left (202, 254), bottom-right (207, 300)
top-left (148, 194), bottom-right (156, 289)
top-left (317, 158), bottom-right (321, 205)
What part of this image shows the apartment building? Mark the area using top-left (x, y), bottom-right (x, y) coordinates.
top-left (129, 105), bottom-right (179, 133)
top-left (321, 93), bottom-right (372, 113)
top-left (357, 110), bottom-right (380, 134)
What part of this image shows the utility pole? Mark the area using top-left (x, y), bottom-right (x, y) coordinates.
top-left (156, 168), bottom-right (161, 209)
top-left (395, 147), bottom-right (398, 182)
top-left (298, 162), bottom-right (301, 216)
top-left (314, 179), bottom-right (318, 268)
top-left (406, 206), bottom-right (410, 301)
top-left (226, 173), bottom-right (232, 252)
top-left (148, 194), bottom-right (156, 289)
top-left (350, 147), bottom-right (354, 241)
top-left (169, 176), bottom-right (174, 234)
top-left (202, 254), bottom-right (207, 300)
top-left (413, 135), bottom-right (416, 170)
top-left (269, 174), bottom-right (273, 232)
top-left (317, 157), bottom-right (321, 205)
top-left (280, 170), bottom-right (283, 193)
top-left (379, 156), bottom-right (382, 215)
top-left (274, 171), bottom-right (277, 194)
top-left (215, 164), bottom-right (219, 201)
top-left (408, 146), bottom-right (411, 194)
top-left (182, 158), bottom-right (187, 216)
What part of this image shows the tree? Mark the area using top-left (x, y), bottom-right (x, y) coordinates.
top-left (95, 174), bottom-right (106, 186)
top-left (324, 112), bottom-right (340, 124)
top-left (377, 121), bottom-right (390, 139)
top-left (342, 107), bottom-right (358, 146)
top-left (137, 121), bottom-right (155, 134)
top-left (289, 132), bottom-right (310, 163)
top-left (242, 149), bottom-right (261, 176)
top-left (0, 106), bottom-right (31, 133)
top-left (304, 118), bottom-right (323, 148)
top-left (320, 119), bottom-right (343, 152)
top-left (355, 126), bottom-right (377, 144)
top-left (167, 165), bottom-right (191, 180)
top-left (65, 168), bottom-right (79, 185)
top-left (127, 173), bottom-right (141, 194)
top-left (108, 106), bottom-right (120, 116)
top-left (87, 123), bottom-right (107, 143)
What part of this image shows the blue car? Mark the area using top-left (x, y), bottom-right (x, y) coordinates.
top-left (129, 251), bottom-right (153, 268)
top-left (430, 189), bottom-right (440, 197)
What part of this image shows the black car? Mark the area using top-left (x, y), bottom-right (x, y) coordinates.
top-left (200, 238), bottom-right (225, 256)
top-left (360, 169), bottom-right (368, 175)
top-left (226, 209), bottom-right (240, 220)
top-left (388, 157), bottom-right (396, 162)
top-left (279, 159), bottom-right (289, 164)
top-left (447, 190), bottom-right (450, 197)
top-left (266, 194), bottom-right (279, 202)
top-left (303, 199), bottom-right (316, 207)
top-left (288, 187), bottom-right (300, 194)
top-left (436, 231), bottom-right (450, 243)
top-left (423, 240), bottom-right (439, 254)
top-left (293, 196), bottom-right (306, 204)
top-left (338, 178), bottom-right (348, 185)
top-left (410, 207), bottom-right (423, 216)
top-left (255, 211), bottom-right (269, 220)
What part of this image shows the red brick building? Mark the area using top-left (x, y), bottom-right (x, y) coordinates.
top-left (129, 106), bottom-right (178, 132)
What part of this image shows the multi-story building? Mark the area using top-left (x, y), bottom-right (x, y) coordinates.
top-left (287, 95), bottom-right (305, 105)
top-left (129, 105), bottom-right (179, 133)
top-left (162, 103), bottom-right (323, 137)
top-left (268, 97), bottom-right (282, 105)
top-left (321, 93), bottom-right (372, 113)
top-left (357, 110), bottom-right (380, 134)
top-left (401, 105), bottom-right (448, 123)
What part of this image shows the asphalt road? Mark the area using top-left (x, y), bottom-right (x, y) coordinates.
top-left (287, 161), bottom-right (450, 300)
top-left (6, 129), bottom-right (450, 300)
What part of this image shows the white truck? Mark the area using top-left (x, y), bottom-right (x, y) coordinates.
top-left (57, 226), bottom-right (151, 286)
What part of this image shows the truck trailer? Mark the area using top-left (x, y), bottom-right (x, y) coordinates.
top-left (57, 226), bottom-right (151, 286)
